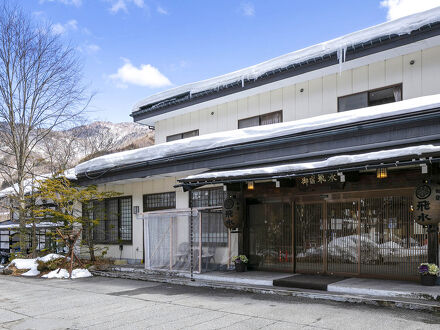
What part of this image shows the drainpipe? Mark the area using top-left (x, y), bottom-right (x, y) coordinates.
top-left (188, 187), bottom-right (195, 282)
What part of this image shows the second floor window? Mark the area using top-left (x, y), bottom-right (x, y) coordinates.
top-left (338, 84), bottom-right (402, 112)
top-left (238, 110), bottom-right (283, 129)
top-left (166, 129), bottom-right (199, 142)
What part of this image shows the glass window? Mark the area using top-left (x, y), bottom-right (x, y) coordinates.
top-left (260, 111), bottom-right (283, 125)
top-left (84, 196), bottom-right (132, 244)
top-left (338, 84), bottom-right (402, 112)
top-left (191, 187), bottom-right (226, 208)
top-left (166, 130), bottom-right (199, 142)
top-left (238, 111), bottom-right (283, 129)
top-left (143, 192), bottom-right (176, 212)
top-left (338, 92), bottom-right (368, 112)
top-left (238, 116), bottom-right (260, 129)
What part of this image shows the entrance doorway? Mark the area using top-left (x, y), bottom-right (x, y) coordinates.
top-left (247, 202), bottom-right (292, 271)
top-left (294, 194), bottom-right (428, 279)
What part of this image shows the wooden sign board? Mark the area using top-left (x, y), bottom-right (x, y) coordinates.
top-left (222, 192), bottom-right (242, 229)
top-left (414, 183), bottom-right (440, 226)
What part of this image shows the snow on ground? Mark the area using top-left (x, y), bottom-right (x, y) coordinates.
top-left (42, 268), bottom-right (92, 279)
top-left (77, 94), bottom-right (440, 174)
top-left (182, 144), bottom-right (440, 181)
top-left (133, 8), bottom-right (440, 111)
top-left (7, 254), bottom-right (64, 277)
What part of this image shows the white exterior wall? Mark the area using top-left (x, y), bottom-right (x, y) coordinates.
top-left (93, 177), bottom-right (240, 264)
top-left (154, 45), bottom-right (440, 144)
top-left (99, 42), bottom-right (440, 264)
top-left (94, 177), bottom-right (181, 263)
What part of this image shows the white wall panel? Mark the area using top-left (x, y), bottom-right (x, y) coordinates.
top-left (227, 101), bottom-right (238, 130)
top-left (403, 51), bottom-right (422, 99)
top-left (421, 46), bottom-right (440, 96)
top-left (308, 78), bottom-right (323, 117)
top-left (237, 98), bottom-right (247, 120)
top-left (270, 88), bottom-right (283, 113)
top-left (295, 82), bottom-right (309, 120)
top-left (216, 103), bottom-right (229, 132)
top-left (385, 56), bottom-right (403, 86)
top-left (282, 85), bottom-right (295, 122)
top-left (352, 66), bottom-right (368, 93)
top-left (337, 70), bottom-right (352, 97)
top-left (368, 61), bottom-right (385, 90)
top-left (322, 74), bottom-right (337, 114)
top-left (247, 94), bottom-right (259, 119)
top-left (259, 91), bottom-right (270, 115)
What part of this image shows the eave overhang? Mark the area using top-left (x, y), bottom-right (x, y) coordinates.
top-left (76, 106), bottom-right (440, 186)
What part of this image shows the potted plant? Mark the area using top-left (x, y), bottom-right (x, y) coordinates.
top-left (418, 263), bottom-right (439, 286)
top-left (232, 255), bottom-right (248, 272)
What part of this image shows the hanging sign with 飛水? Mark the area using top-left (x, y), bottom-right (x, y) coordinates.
top-left (413, 182), bottom-right (440, 226)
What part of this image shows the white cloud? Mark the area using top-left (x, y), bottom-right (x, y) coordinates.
top-left (109, 59), bottom-right (172, 88)
top-left (107, 0), bottom-right (145, 14)
top-left (87, 44), bottom-right (101, 53)
top-left (239, 2), bottom-right (255, 17)
top-left (51, 19), bottom-right (78, 35)
top-left (78, 43), bottom-right (101, 54)
top-left (380, 0), bottom-right (440, 20)
top-left (157, 6), bottom-right (168, 15)
top-left (39, 0), bottom-right (82, 7)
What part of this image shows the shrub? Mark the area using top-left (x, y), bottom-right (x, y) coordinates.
top-left (37, 258), bottom-right (66, 272)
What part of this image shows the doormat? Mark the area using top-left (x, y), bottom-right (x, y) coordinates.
top-left (273, 274), bottom-right (346, 291)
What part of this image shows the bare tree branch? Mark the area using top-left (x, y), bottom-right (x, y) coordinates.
top-left (0, 3), bottom-right (92, 252)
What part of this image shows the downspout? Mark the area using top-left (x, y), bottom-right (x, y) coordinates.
top-left (188, 187), bottom-right (195, 281)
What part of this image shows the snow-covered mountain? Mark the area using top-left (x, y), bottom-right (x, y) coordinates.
top-left (0, 121), bottom-right (154, 190)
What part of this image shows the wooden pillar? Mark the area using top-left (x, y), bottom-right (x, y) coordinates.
top-left (427, 224), bottom-right (439, 265)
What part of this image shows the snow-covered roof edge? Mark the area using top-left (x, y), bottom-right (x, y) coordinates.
top-left (0, 221), bottom-right (63, 230)
top-left (0, 169), bottom-right (77, 199)
top-left (76, 94), bottom-right (440, 175)
top-left (133, 7), bottom-right (440, 112)
top-left (181, 145), bottom-right (440, 182)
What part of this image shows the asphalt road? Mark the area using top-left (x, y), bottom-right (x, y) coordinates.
top-left (1, 275), bottom-right (439, 330)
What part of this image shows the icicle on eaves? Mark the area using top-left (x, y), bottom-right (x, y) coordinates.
top-left (337, 46), bottom-right (347, 75)
top-left (241, 77), bottom-right (245, 88)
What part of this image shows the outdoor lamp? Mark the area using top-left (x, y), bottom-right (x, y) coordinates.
top-left (376, 168), bottom-right (388, 179)
top-left (247, 181), bottom-right (254, 190)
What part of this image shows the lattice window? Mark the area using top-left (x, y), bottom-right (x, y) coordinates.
top-left (192, 189), bottom-right (228, 246)
top-left (85, 197), bottom-right (132, 244)
top-left (143, 192), bottom-right (176, 212)
top-left (191, 187), bottom-right (226, 208)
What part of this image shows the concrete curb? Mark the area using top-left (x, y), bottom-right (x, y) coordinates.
top-left (92, 270), bottom-right (440, 313)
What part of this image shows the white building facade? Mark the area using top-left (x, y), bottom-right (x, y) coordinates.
top-left (75, 9), bottom-right (440, 279)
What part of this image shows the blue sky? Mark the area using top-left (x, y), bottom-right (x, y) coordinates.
top-left (21, 0), bottom-right (440, 123)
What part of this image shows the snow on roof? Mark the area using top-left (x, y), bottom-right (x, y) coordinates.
top-left (0, 169), bottom-right (77, 199)
top-left (76, 94), bottom-right (440, 175)
top-left (181, 144), bottom-right (440, 182)
top-left (0, 221), bottom-right (62, 230)
top-left (133, 7), bottom-right (440, 112)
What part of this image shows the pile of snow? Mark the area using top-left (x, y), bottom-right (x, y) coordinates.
top-left (42, 268), bottom-right (92, 279)
top-left (133, 8), bottom-right (440, 111)
top-left (77, 95), bottom-right (440, 175)
top-left (7, 254), bottom-right (64, 277)
top-left (298, 235), bottom-right (428, 262)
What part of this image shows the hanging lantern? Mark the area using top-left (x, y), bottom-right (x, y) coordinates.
top-left (247, 181), bottom-right (254, 190)
top-left (376, 168), bottom-right (388, 179)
